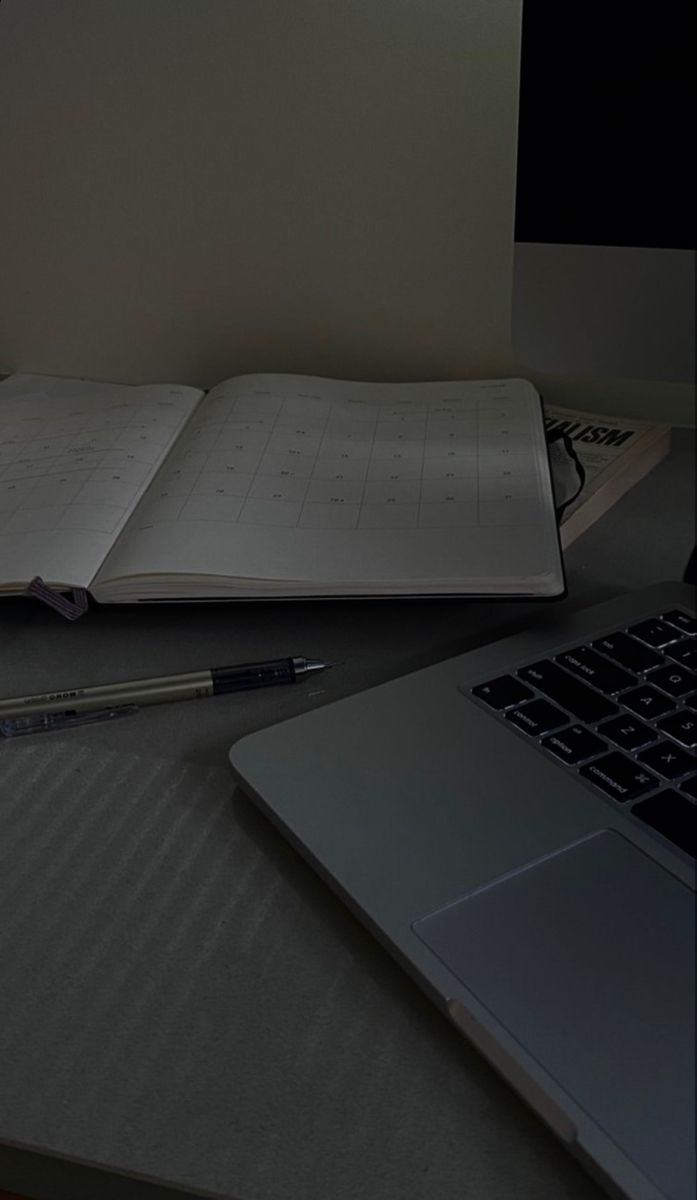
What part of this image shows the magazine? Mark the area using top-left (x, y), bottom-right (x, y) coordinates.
top-left (543, 404), bottom-right (671, 547)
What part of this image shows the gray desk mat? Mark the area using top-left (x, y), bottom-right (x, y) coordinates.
top-left (0, 740), bottom-right (600, 1200)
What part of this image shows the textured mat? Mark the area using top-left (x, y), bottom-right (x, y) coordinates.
top-left (0, 741), bottom-right (599, 1200)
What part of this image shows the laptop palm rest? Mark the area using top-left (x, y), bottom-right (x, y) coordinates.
top-left (413, 830), bottom-right (695, 1200)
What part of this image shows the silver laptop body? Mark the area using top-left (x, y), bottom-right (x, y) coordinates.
top-left (230, 582), bottom-right (696, 1200)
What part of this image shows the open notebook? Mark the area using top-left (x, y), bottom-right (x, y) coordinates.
top-left (0, 372), bottom-right (564, 602)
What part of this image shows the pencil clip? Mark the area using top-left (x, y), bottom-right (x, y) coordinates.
top-left (25, 576), bottom-right (90, 620)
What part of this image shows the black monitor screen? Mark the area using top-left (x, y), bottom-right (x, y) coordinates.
top-left (515, 3), bottom-right (696, 250)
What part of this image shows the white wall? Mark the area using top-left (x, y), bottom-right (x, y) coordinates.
top-left (0, 0), bottom-right (693, 423)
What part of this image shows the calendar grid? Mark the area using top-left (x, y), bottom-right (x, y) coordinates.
top-left (134, 384), bottom-right (544, 535)
top-left (0, 389), bottom-right (196, 539)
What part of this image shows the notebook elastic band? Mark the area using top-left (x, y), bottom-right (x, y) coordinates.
top-left (25, 577), bottom-right (89, 620)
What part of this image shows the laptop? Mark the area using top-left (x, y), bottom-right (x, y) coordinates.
top-left (230, 581), bottom-right (696, 1200)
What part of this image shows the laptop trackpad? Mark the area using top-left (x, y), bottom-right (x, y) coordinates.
top-left (413, 830), bottom-right (695, 1200)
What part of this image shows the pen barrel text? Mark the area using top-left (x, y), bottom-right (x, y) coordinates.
top-left (0, 671), bottom-right (214, 719)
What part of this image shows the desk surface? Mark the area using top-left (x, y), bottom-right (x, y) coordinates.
top-left (0, 429), bottom-right (694, 1200)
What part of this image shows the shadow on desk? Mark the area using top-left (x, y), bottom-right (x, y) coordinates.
top-left (0, 1151), bottom-right (210, 1200)
top-left (0, 734), bottom-right (601, 1200)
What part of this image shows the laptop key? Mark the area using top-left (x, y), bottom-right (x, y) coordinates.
top-left (591, 631), bottom-right (663, 672)
top-left (517, 660), bottom-right (618, 722)
top-left (655, 710), bottom-right (697, 748)
top-left (681, 775), bottom-right (697, 801)
top-left (597, 714), bottom-right (655, 751)
top-left (556, 646), bottom-right (635, 694)
top-left (579, 752), bottom-right (658, 801)
top-left (632, 790), bottom-right (697, 859)
top-left (541, 725), bottom-right (607, 764)
top-left (621, 685), bottom-right (676, 720)
top-left (627, 618), bottom-right (680, 648)
top-left (661, 609), bottom-right (697, 636)
top-left (505, 699), bottom-right (568, 736)
top-left (664, 639), bottom-right (697, 669)
top-left (636, 740), bottom-right (696, 781)
top-left (471, 675), bottom-right (534, 710)
top-left (645, 664), bottom-right (696, 697)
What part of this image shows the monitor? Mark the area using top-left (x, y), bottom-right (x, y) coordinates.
top-left (512, 2), bottom-right (696, 383)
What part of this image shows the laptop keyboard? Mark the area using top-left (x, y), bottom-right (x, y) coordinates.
top-left (469, 608), bottom-right (697, 860)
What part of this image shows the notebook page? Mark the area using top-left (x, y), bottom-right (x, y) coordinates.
top-left (0, 374), bottom-right (203, 591)
top-left (95, 375), bottom-right (562, 597)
